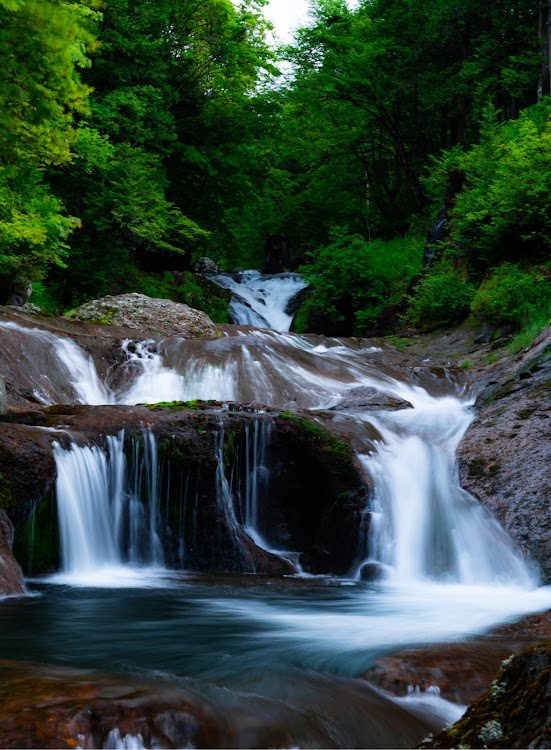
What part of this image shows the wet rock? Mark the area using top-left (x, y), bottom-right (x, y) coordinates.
top-left (69, 293), bottom-right (218, 339)
top-left (331, 386), bottom-right (412, 412)
top-left (422, 642), bottom-right (551, 748)
top-left (0, 405), bottom-right (367, 577)
top-left (458, 344), bottom-right (551, 582)
top-left (193, 256), bottom-right (219, 274)
top-left (0, 511), bottom-right (25, 596)
top-left (358, 561), bottom-right (386, 582)
top-left (362, 642), bottom-right (513, 706)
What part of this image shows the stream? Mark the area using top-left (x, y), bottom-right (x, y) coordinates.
top-left (1, 272), bottom-right (550, 748)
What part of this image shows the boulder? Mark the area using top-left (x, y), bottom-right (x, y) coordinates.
top-left (69, 293), bottom-right (218, 339)
top-left (6, 276), bottom-right (32, 308)
top-left (193, 256), bottom-right (220, 274)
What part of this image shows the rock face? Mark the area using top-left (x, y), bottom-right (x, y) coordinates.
top-left (422, 642), bottom-right (551, 749)
top-left (70, 293), bottom-right (218, 339)
top-left (458, 342), bottom-right (551, 582)
top-left (0, 511), bottom-right (25, 596)
top-left (0, 404), bottom-right (368, 577)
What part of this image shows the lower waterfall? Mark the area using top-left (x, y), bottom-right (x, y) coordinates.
top-left (357, 393), bottom-right (534, 587)
top-left (52, 432), bottom-right (165, 585)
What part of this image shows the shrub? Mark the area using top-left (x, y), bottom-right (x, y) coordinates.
top-left (408, 262), bottom-right (476, 329)
top-left (299, 229), bottom-right (423, 334)
top-left (471, 262), bottom-right (551, 328)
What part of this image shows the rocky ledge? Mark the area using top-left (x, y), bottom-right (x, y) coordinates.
top-left (0, 403), bottom-right (368, 577)
top-left (421, 641), bottom-right (551, 748)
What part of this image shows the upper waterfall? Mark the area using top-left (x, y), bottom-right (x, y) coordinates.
top-left (206, 270), bottom-right (308, 330)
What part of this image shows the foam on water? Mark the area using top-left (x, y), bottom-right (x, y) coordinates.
top-left (207, 270), bottom-right (307, 331)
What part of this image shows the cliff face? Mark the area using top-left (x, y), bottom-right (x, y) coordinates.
top-left (457, 334), bottom-right (551, 583)
top-left (0, 404), bottom-right (368, 577)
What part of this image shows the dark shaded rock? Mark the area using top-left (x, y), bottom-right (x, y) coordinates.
top-left (421, 642), bottom-right (551, 749)
top-left (193, 256), bottom-right (219, 274)
top-left (0, 405), bottom-right (367, 577)
top-left (284, 285), bottom-right (311, 317)
top-left (331, 386), bottom-right (412, 412)
top-left (262, 234), bottom-right (295, 274)
top-left (0, 511), bottom-right (25, 596)
top-left (358, 561), bottom-right (386, 582)
top-left (474, 325), bottom-right (495, 344)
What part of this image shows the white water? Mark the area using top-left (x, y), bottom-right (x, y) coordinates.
top-left (356, 391), bottom-right (534, 587)
top-left (207, 270), bottom-right (307, 330)
top-left (51, 431), bottom-right (166, 586)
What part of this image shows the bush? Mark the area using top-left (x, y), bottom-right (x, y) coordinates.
top-left (408, 262), bottom-right (476, 329)
top-left (299, 229), bottom-right (423, 335)
top-left (426, 104), bottom-right (551, 272)
top-left (471, 262), bottom-right (551, 328)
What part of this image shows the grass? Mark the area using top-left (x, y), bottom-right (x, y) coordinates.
top-left (508, 312), bottom-right (551, 355)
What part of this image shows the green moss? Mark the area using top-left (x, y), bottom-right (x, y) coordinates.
top-left (141, 399), bottom-right (207, 411)
top-left (517, 408), bottom-right (534, 420)
top-left (279, 412), bottom-right (351, 457)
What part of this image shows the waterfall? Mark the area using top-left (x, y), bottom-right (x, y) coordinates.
top-left (242, 421), bottom-right (271, 542)
top-left (52, 432), bottom-right (165, 584)
top-left (357, 393), bottom-right (535, 587)
top-left (207, 270), bottom-right (307, 330)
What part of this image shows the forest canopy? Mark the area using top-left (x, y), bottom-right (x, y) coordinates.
top-left (1, 0), bottom-right (551, 337)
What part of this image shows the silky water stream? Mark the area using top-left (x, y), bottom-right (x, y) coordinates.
top-left (1, 291), bottom-right (551, 748)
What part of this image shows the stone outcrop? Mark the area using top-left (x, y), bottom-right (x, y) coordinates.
top-left (69, 293), bottom-right (218, 339)
top-left (458, 340), bottom-right (551, 582)
top-left (422, 642), bottom-right (551, 749)
top-left (0, 404), bottom-right (368, 577)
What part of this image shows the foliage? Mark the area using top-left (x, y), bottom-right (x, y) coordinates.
top-left (426, 105), bottom-right (551, 272)
top-left (471, 263), bottom-right (551, 328)
top-left (0, 0), bottom-right (99, 283)
top-left (300, 230), bottom-right (423, 333)
top-left (408, 261), bottom-right (476, 329)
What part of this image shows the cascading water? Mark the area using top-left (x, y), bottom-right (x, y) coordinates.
top-left (52, 431), bottom-right (165, 585)
top-left (356, 392), bottom-right (534, 587)
top-left (207, 270), bottom-right (307, 330)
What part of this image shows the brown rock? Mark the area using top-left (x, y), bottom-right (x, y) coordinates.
top-left (362, 642), bottom-right (513, 706)
top-left (0, 511), bottom-right (25, 596)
